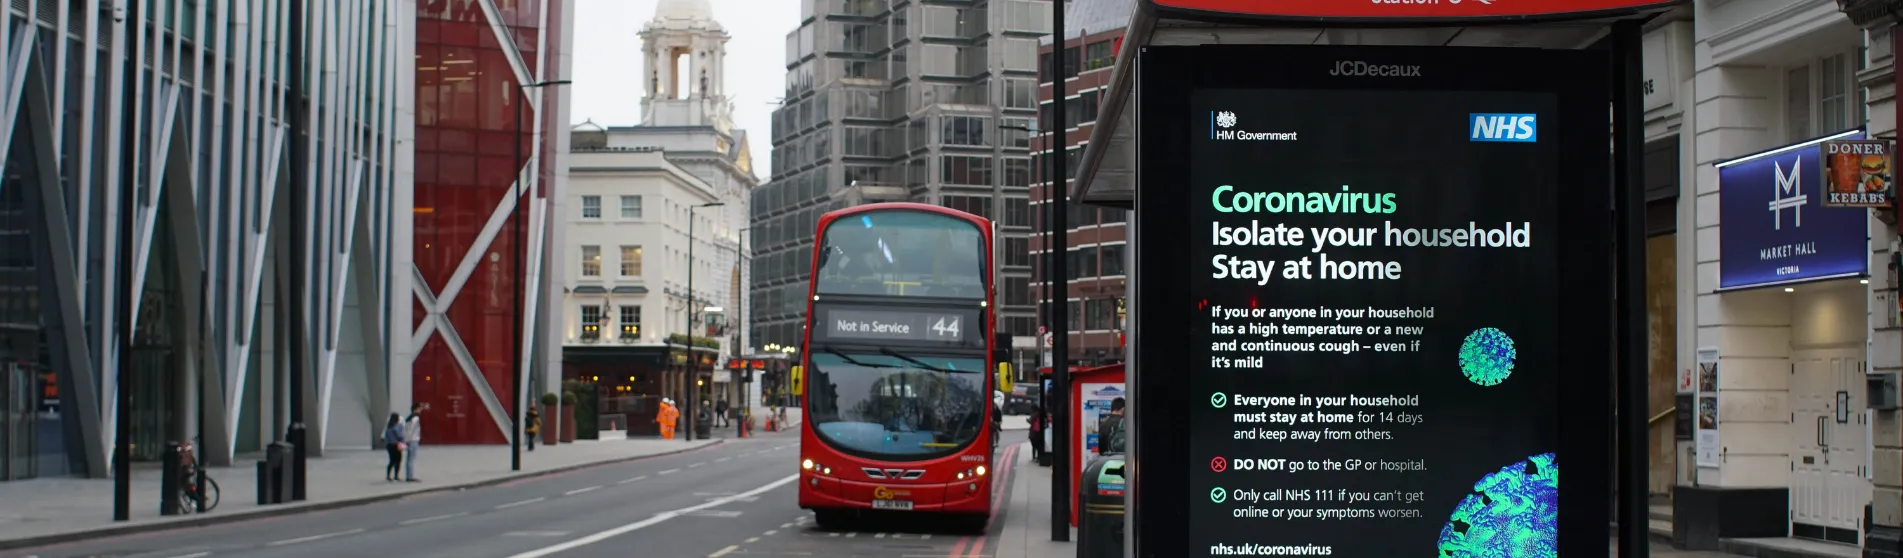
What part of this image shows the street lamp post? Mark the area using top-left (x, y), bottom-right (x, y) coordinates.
top-left (512, 78), bottom-right (572, 472)
top-left (1048, 0), bottom-right (1071, 542)
top-left (686, 202), bottom-right (725, 441)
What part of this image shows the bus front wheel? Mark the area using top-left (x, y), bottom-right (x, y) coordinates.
top-left (952, 513), bottom-right (988, 534)
top-left (814, 509), bottom-right (847, 531)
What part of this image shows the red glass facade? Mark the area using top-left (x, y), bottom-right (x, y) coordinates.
top-left (414, 0), bottom-right (563, 444)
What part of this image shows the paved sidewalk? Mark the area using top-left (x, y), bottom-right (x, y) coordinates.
top-left (988, 446), bottom-right (1741, 558)
top-left (0, 436), bottom-right (720, 550)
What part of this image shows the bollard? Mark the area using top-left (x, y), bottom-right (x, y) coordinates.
top-left (288, 423), bottom-right (307, 501)
top-left (160, 442), bottom-right (183, 516)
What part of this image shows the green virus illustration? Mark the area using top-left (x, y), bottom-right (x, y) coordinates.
top-left (1437, 453), bottom-right (1559, 558)
top-left (1458, 328), bottom-right (1516, 386)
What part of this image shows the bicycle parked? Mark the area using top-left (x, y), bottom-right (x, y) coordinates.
top-left (178, 438), bottom-right (221, 513)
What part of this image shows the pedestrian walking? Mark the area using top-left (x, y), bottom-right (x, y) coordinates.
top-left (403, 402), bottom-right (425, 482)
top-left (657, 398), bottom-right (678, 440)
top-left (714, 399), bottom-right (729, 428)
top-left (525, 407), bottom-right (541, 451)
top-left (1027, 407), bottom-right (1047, 463)
top-left (381, 413), bottom-right (405, 481)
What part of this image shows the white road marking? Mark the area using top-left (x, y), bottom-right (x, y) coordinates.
top-left (659, 468), bottom-right (680, 475)
top-left (266, 529), bottom-right (364, 547)
top-left (764, 530), bottom-right (778, 535)
top-left (506, 474), bottom-right (799, 558)
top-left (846, 532), bottom-right (858, 538)
top-left (682, 510), bottom-right (745, 518)
top-left (400, 512), bottom-right (468, 525)
top-left (164, 553), bottom-right (211, 558)
top-left (688, 462), bottom-right (706, 468)
top-left (709, 545), bottom-right (739, 557)
top-left (780, 523), bottom-right (794, 528)
top-left (504, 531), bottom-right (572, 537)
top-left (715, 457), bottom-right (731, 462)
top-left (745, 537), bottom-right (761, 543)
top-left (496, 497), bottom-right (546, 509)
top-left (566, 486), bottom-right (602, 496)
top-left (620, 475), bottom-right (648, 484)
top-left (922, 534), bottom-right (932, 540)
top-left (876, 533), bottom-right (888, 538)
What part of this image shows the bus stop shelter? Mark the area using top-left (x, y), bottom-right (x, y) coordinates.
top-left (1058, 0), bottom-right (1686, 556)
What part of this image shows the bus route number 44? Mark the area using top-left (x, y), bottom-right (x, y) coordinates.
top-left (931, 316), bottom-right (962, 340)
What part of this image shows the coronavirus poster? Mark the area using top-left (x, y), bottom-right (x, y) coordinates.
top-left (1134, 45), bottom-right (1612, 557)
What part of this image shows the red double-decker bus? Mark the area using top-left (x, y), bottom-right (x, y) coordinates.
top-left (796, 203), bottom-right (1003, 531)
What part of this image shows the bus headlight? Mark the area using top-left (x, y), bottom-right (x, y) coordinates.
top-left (975, 465), bottom-right (987, 477)
top-left (802, 459), bottom-right (814, 470)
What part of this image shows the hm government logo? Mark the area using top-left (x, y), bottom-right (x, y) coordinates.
top-left (1210, 111), bottom-right (1296, 142)
top-left (1770, 157), bottom-right (1806, 230)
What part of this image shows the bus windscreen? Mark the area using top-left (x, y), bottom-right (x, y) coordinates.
top-left (805, 350), bottom-right (988, 460)
top-left (814, 210), bottom-right (986, 299)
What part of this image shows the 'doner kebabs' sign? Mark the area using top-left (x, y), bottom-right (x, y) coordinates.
top-left (1822, 139), bottom-right (1894, 209)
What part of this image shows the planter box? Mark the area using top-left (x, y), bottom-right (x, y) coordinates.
top-left (561, 406), bottom-right (577, 443)
top-left (542, 404), bottom-right (560, 445)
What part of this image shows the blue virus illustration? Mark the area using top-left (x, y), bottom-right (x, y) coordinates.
top-left (1437, 452), bottom-right (1559, 558)
top-left (1458, 328), bottom-right (1516, 386)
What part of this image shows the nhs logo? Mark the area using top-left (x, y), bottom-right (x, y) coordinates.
top-left (1469, 113), bottom-right (1538, 143)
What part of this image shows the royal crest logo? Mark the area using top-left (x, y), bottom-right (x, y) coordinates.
top-left (1215, 111), bottom-right (1237, 129)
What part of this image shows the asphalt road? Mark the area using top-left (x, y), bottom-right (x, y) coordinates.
top-left (4, 430), bottom-right (1029, 558)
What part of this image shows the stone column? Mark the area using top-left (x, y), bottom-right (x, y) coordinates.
top-left (1863, 23), bottom-right (1903, 558)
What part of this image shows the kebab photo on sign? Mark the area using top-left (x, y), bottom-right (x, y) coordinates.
top-left (1823, 138), bottom-right (1893, 208)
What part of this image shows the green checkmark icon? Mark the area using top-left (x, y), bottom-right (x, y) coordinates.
top-left (1211, 393), bottom-right (1228, 408)
top-left (1210, 487), bottom-right (1228, 503)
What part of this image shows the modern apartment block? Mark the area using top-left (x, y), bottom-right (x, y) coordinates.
top-left (750, 0), bottom-right (1055, 364)
top-left (1034, 4), bottom-right (1128, 369)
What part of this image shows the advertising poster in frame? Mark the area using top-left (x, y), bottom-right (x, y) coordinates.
top-left (1695, 348), bottom-right (1720, 468)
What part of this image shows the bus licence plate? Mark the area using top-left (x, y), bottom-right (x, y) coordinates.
top-left (872, 499), bottom-right (914, 510)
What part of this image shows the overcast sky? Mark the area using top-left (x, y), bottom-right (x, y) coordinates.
top-left (569, 0), bottom-right (799, 179)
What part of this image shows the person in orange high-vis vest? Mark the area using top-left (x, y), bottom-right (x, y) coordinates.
top-left (657, 398), bottom-right (679, 440)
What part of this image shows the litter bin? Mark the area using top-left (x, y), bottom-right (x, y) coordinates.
top-left (695, 409), bottom-right (712, 438)
top-left (1077, 454), bottom-right (1127, 557)
top-left (256, 442), bottom-right (293, 505)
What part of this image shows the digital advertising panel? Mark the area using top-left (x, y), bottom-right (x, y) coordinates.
top-left (1133, 45), bottom-right (1613, 557)
top-left (1717, 130), bottom-right (1872, 290)
top-left (1145, 0), bottom-right (1686, 23)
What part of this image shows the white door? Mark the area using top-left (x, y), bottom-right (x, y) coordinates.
top-left (1789, 351), bottom-right (1870, 544)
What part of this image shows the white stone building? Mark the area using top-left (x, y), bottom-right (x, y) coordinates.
top-left (1673, 0), bottom-right (1893, 554)
top-left (556, 0), bottom-right (758, 428)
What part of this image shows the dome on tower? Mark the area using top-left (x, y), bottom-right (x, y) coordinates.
top-left (654, 0), bottom-right (715, 21)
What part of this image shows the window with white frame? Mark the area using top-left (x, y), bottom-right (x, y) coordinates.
top-left (620, 245), bottom-right (643, 276)
top-left (619, 305), bottom-right (641, 338)
top-left (1787, 51), bottom-right (1867, 142)
top-left (621, 195), bottom-right (643, 218)
top-left (581, 195), bottom-right (602, 219)
top-left (581, 245), bottom-right (601, 276)
top-left (580, 305), bottom-right (603, 339)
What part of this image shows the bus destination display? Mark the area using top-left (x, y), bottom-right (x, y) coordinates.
top-left (818, 308), bottom-right (970, 344)
top-left (1187, 89), bottom-right (1562, 556)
